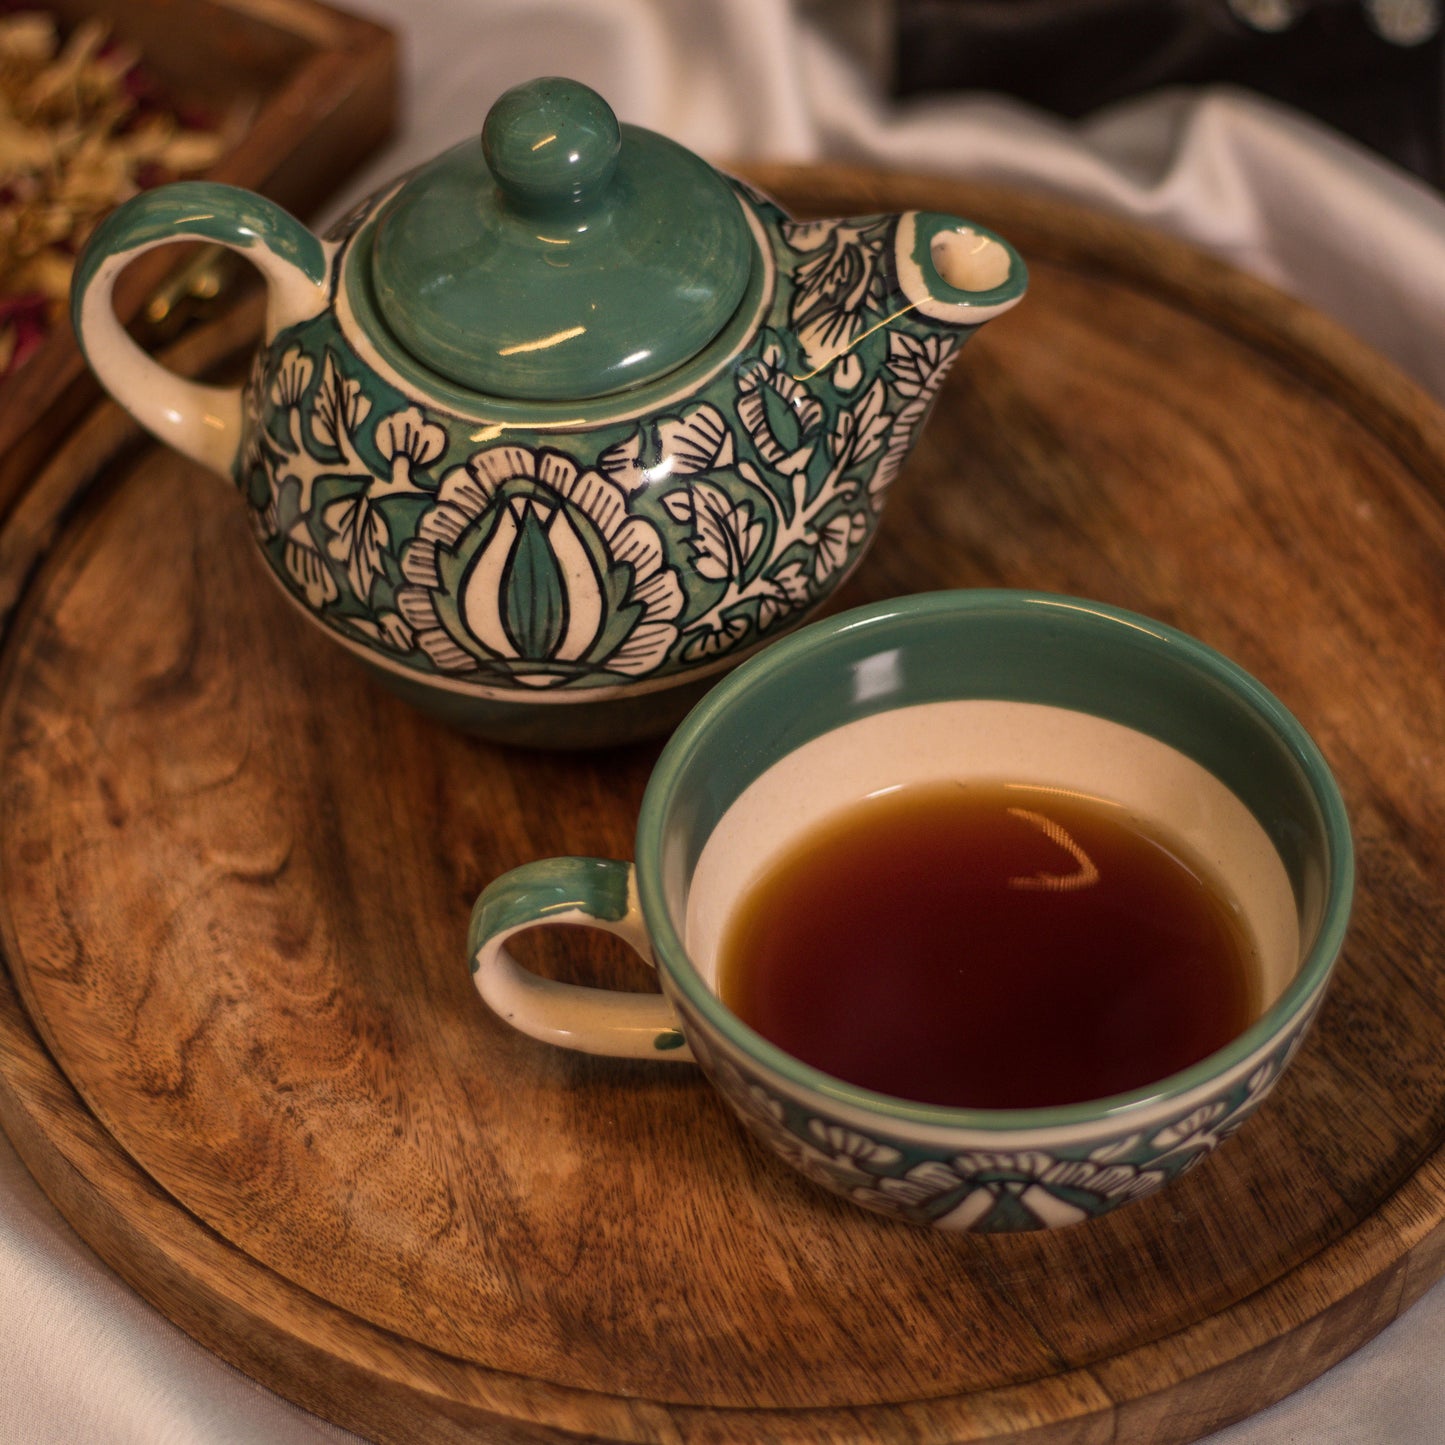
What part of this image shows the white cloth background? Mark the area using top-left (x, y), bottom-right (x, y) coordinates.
top-left (4, 1), bottom-right (1444, 1440)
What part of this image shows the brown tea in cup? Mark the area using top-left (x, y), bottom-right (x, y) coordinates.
top-left (717, 780), bottom-right (1259, 1110)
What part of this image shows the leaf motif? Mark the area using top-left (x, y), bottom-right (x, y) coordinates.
top-left (598, 430), bottom-right (645, 488)
top-left (682, 615), bottom-right (748, 661)
top-left (885, 331), bottom-right (932, 398)
top-left (379, 612), bottom-right (414, 650)
top-left (887, 330), bottom-right (959, 399)
top-left (350, 387), bottom-right (373, 433)
top-left (599, 405), bottom-right (737, 491)
top-left (847, 379), bottom-right (893, 466)
top-left (812, 513), bottom-right (855, 584)
top-left (780, 218), bottom-right (835, 254)
top-left (322, 498), bottom-right (357, 562)
top-left (736, 508), bottom-right (764, 567)
top-left (607, 620), bottom-right (679, 675)
top-left (322, 494), bottom-right (389, 604)
top-left (772, 559), bottom-right (811, 604)
top-left (308, 362), bottom-right (342, 449)
top-left (309, 352), bottom-right (371, 451)
top-left (661, 403), bottom-right (735, 473)
top-left (1150, 1103), bottom-right (1228, 1151)
top-left (349, 612), bottom-right (416, 652)
top-left (676, 482), bottom-right (760, 583)
top-left (756, 559), bottom-right (812, 631)
top-left (756, 591), bottom-right (785, 633)
top-left (659, 489), bottom-right (695, 526)
top-left (269, 346), bottom-right (314, 409)
top-left (283, 524), bottom-right (337, 608)
top-left (375, 405), bottom-right (446, 467)
top-left (689, 489), bottom-right (737, 582)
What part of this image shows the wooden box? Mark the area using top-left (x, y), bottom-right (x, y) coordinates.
top-left (0, 0), bottom-right (398, 502)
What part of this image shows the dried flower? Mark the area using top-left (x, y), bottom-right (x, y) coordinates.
top-left (0, 9), bottom-right (238, 379)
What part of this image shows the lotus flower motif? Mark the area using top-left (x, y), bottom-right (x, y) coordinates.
top-left (397, 444), bottom-right (684, 688)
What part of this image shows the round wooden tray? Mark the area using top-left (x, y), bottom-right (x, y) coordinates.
top-left (2, 167), bottom-right (1445, 1445)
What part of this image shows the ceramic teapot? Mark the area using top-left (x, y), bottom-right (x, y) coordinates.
top-left (71, 77), bottom-right (1027, 747)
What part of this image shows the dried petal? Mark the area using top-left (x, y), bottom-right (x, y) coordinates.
top-left (0, 11), bottom-right (227, 375)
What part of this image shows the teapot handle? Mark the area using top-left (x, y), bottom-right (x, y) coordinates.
top-left (70, 181), bottom-right (330, 478)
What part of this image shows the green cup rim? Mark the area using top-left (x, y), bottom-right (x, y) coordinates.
top-left (635, 589), bottom-right (1355, 1133)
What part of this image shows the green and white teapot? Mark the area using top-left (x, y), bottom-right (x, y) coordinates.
top-left (72, 78), bottom-right (1026, 746)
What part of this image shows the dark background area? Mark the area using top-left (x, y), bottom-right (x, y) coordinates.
top-left (893, 0), bottom-right (1445, 188)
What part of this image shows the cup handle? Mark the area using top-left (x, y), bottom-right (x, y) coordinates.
top-left (70, 180), bottom-right (330, 479)
top-left (468, 857), bottom-right (696, 1061)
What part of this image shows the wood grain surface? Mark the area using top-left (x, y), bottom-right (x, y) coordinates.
top-left (2, 166), bottom-right (1445, 1444)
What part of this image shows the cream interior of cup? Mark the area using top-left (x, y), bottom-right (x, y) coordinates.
top-left (683, 699), bottom-right (1300, 1012)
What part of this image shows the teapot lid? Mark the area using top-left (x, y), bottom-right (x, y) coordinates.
top-left (368, 77), bottom-right (754, 402)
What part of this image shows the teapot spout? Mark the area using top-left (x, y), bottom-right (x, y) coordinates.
top-left (891, 212), bottom-right (1027, 336)
top-left (776, 209), bottom-right (1026, 384)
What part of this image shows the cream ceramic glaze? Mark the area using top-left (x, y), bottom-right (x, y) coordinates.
top-left (684, 701), bottom-right (1300, 1004)
top-left (927, 227), bottom-right (1016, 298)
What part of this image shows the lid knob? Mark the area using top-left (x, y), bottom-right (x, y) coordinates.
top-left (368, 76), bottom-right (755, 401)
top-left (482, 78), bottom-right (621, 217)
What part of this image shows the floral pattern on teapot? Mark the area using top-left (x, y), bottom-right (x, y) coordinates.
top-left (236, 201), bottom-right (964, 694)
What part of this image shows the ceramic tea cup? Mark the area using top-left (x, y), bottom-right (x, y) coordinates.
top-left (468, 590), bottom-right (1354, 1230)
